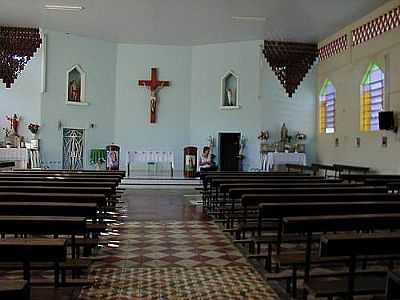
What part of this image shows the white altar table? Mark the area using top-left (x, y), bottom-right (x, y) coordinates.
top-left (127, 151), bottom-right (174, 177)
top-left (0, 148), bottom-right (29, 169)
top-left (262, 152), bottom-right (306, 171)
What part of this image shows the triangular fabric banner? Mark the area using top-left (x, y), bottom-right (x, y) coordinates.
top-left (263, 40), bottom-right (318, 97)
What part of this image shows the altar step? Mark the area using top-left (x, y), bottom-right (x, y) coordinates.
top-left (121, 176), bottom-right (201, 189)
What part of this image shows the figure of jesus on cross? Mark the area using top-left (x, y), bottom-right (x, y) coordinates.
top-left (138, 68), bottom-right (170, 123)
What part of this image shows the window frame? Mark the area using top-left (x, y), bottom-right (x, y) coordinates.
top-left (360, 63), bottom-right (384, 133)
top-left (319, 79), bottom-right (336, 135)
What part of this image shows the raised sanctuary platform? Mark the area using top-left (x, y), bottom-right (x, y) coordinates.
top-left (121, 174), bottom-right (201, 189)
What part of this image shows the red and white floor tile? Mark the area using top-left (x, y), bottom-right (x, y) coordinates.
top-left (80, 221), bottom-right (279, 299)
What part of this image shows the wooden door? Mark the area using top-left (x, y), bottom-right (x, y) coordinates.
top-left (219, 133), bottom-right (240, 171)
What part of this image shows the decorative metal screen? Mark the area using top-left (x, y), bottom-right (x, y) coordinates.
top-left (63, 128), bottom-right (84, 170)
top-left (263, 41), bottom-right (318, 97)
top-left (319, 35), bottom-right (348, 61)
top-left (352, 6), bottom-right (400, 47)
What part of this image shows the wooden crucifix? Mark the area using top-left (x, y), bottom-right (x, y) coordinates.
top-left (138, 68), bottom-right (170, 123)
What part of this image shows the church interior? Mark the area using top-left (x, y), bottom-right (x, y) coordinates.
top-left (2, 0), bottom-right (400, 299)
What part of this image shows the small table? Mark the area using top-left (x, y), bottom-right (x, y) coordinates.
top-left (262, 152), bottom-right (306, 171)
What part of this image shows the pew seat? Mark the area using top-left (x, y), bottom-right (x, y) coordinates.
top-left (0, 280), bottom-right (29, 300)
top-left (305, 273), bottom-right (386, 298)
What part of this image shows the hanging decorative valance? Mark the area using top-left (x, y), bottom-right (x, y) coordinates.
top-left (263, 40), bottom-right (318, 97)
top-left (0, 26), bottom-right (42, 88)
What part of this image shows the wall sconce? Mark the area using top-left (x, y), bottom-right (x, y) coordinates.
top-left (57, 120), bottom-right (63, 130)
top-left (89, 122), bottom-right (95, 129)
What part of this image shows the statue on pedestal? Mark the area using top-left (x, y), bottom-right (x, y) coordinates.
top-left (6, 114), bottom-right (20, 136)
top-left (280, 123), bottom-right (288, 144)
top-left (4, 114), bottom-right (21, 147)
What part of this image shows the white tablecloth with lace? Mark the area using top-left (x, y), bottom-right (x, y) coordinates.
top-left (127, 151), bottom-right (174, 176)
top-left (263, 152), bottom-right (306, 171)
top-left (0, 148), bottom-right (29, 169)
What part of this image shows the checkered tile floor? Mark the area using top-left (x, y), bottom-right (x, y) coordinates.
top-left (92, 221), bottom-right (248, 269)
top-left (80, 266), bottom-right (278, 300)
top-left (80, 221), bottom-right (279, 299)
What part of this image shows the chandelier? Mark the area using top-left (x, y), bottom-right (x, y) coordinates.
top-left (0, 26), bottom-right (42, 88)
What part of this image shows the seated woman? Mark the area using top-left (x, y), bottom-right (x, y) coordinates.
top-left (199, 146), bottom-right (217, 172)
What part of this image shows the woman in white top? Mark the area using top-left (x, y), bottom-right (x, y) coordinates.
top-left (199, 146), bottom-right (212, 169)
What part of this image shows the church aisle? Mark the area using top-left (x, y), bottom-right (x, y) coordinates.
top-left (79, 189), bottom-right (279, 299)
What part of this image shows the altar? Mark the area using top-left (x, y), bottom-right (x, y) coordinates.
top-left (127, 151), bottom-right (174, 177)
top-left (0, 148), bottom-right (29, 169)
top-left (262, 152), bottom-right (306, 171)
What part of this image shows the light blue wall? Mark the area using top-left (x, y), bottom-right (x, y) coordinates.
top-left (0, 47), bottom-right (42, 140)
top-left (260, 61), bottom-right (317, 165)
top-left (190, 40), bottom-right (317, 170)
top-left (114, 44), bottom-right (192, 171)
top-left (0, 33), bottom-right (317, 171)
top-left (41, 31), bottom-right (117, 169)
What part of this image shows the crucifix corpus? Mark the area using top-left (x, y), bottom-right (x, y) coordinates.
top-left (138, 68), bottom-right (170, 123)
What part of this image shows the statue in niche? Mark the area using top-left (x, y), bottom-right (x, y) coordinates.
top-left (69, 79), bottom-right (81, 102)
top-left (226, 88), bottom-right (236, 106)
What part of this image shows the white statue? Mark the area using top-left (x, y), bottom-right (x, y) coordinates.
top-left (226, 88), bottom-right (235, 106)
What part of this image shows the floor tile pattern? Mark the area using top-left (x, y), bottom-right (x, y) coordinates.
top-left (79, 266), bottom-right (279, 300)
top-left (92, 221), bottom-right (248, 269)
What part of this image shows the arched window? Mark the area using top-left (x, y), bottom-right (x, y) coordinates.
top-left (319, 80), bottom-right (336, 134)
top-left (360, 64), bottom-right (384, 132)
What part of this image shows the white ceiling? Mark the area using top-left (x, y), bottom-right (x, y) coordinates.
top-left (0, 0), bottom-right (390, 45)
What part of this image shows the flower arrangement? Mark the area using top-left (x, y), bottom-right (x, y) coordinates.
top-left (2, 127), bottom-right (11, 137)
top-left (295, 132), bottom-right (307, 141)
top-left (28, 123), bottom-right (40, 135)
top-left (257, 130), bottom-right (269, 141)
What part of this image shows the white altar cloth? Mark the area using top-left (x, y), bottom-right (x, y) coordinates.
top-left (0, 148), bottom-right (29, 169)
top-left (263, 152), bottom-right (306, 171)
top-left (127, 151), bottom-right (174, 176)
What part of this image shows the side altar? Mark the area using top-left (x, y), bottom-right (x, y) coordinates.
top-left (1, 114), bottom-right (40, 169)
top-left (258, 123), bottom-right (307, 171)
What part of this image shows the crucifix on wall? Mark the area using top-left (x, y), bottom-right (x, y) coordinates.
top-left (138, 68), bottom-right (170, 123)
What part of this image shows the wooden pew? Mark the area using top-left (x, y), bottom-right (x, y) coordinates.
top-left (207, 177), bottom-right (336, 209)
top-left (0, 280), bottom-right (29, 300)
top-left (311, 163), bottom-right (336, 178)
top-left (0, 179), bottom-right (116, 189)
top-left (306, 232), bottom-right (400, 299)
top-left (201, 173), bottom-right (317, 203)
top-left (11, 169), bottom-right (125, 178)
top-left (235, 193), bottom-right (396, 240)
top-left (341, 174), bottom-right (400, 182)
top-left (0, 216), bottom-right (86, 258)
top-left (386, 271), bottom-right (400, 300)
top-left (202, 173), bottom-right (315, 190)
top-left (0, 192), bottom-right (107, 207)
top-left (0, 186), bottom-right (114, 198)
top-left (221, 186), bottom-right (386, 230)
top-left (0, 238), bottom-right (67, 285)
top-left (333, 164), bottom-right (370, 177)
top-left (286, 164), bottom-right (316, 174)
top-left (0, 175), bottom-right (121, 184)
top-left (0, 202), bottom-right (97, 219)
top-left (283, 214), bottom-right (400, 300)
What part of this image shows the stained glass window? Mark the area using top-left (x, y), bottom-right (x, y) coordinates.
top-left (320, 80), bottom-right (336, 134)
top-left (360, 64), bottom-right (384, 132)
